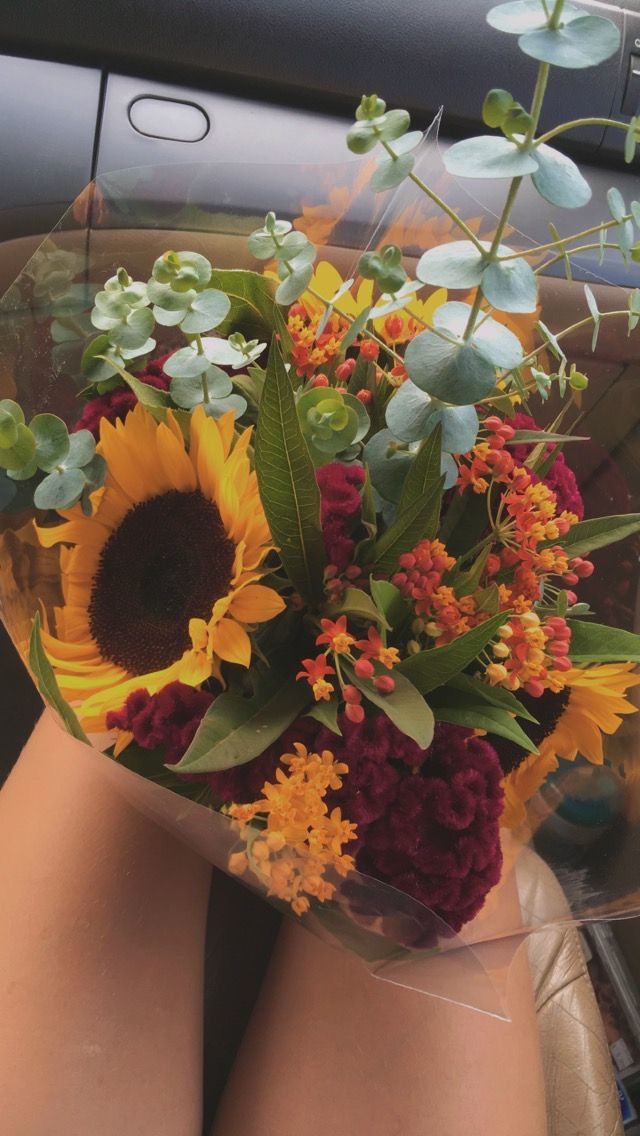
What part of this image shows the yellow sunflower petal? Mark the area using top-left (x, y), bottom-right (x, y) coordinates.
top-left (228, 584), bottom-right (285, 623)
top-left (209, 617), bottom-right (252, 667)
top-left (156, 421), bottom-right (197, 492)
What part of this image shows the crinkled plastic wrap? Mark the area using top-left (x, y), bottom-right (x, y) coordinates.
top-left (1, 146), bottom-right (640, 1020)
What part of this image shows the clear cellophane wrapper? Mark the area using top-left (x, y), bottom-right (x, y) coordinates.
top-left (1, 140), bottom-right (640, 1020)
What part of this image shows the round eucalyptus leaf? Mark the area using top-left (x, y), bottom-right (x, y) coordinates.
top-left (82, 453), bottom-right (108, 490)
top-left (370, 281), bottom-right (421, 318)
top-left (0, 409), bottom-right (18, 449)
top-left (64, 429), bottom-right (96, 470)
top-left (248, 231), bottom-right (278, 259)
top-left (0, 473), bottom-right (17, 508)
top-left (443, 135), bottom-right (538, 179)
top-left (0, 424), bottom-right (36, 472)
top-left (153, 305), bottom-right (185, 327)
top-left (111, 306), bottom-right (155, 349)
top-left (91, 310), bottom-right (119, 332)
top-left (486, 0), bottom-right (581, 34)
top-left (171, 368), bottom-right (232, 409)
top-left (405, 331), bottom-right (496, 404)
top-left (146, 280), bottom-right (192, 310)
top-left (285, 242), bottom-right (317, 270)
top-left (204, 393), bottom-right (248, 420)
top-left (607, 186), bottom-right (626, 223)
top-left (274, 231), bottom-right (311, 261)
top-left (378, 108), bottom-right (411, 142)
top-left (121, 338), bottom-right (156, 361)
top-left (34, 467), bottom-right (86, 511)
top-left (0, 399), bottom-right (25, 425)
top-left (344, 392), bottom-right (371, 443)
top-left (180, 288), bottom-right (231, 334)
top-left (631, 200), bottom-right (640, 228)
top-left (347, 121), bottom-right (378, 154)
top-left (275, 265), bottom-right (314, 305)
top-left (385, 379), bottom-right (437, 442)
top-left (441, 452), bottom-right (459, 489)
top-left (370, 153), bottom-right (415, 192)
top-left (162, 346), bottom-right (211, 380)
top-left (473, 315), bottom-right (523, 369)
top-left (432, 300), bottom-right (473, 336)
top-left (393, 130), bottom-right (423, 154)
top-left (363, 428), bottom-right (413, 504)
top-left (417, 240), bottom-right (487, 288)
top-left (531, 142), bottom-right (591, 208)
top-left (30, 413), bottom-right (70, 472)
top-left (7, 456), bottom-right (39, 482)
top-left (202, 336), bottom-right (266, 369)
top-left (519, 15), bottom-right (620, 69)
top-left (481, 254), bottom-right (538, 312)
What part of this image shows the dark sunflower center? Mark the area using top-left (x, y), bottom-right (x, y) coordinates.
top-left (89, 490), bottom-right (235, 674)
top-left (492, 685), bottom-right (571, 776)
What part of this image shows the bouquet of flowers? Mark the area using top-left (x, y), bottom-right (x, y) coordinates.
top-left (2, 0), bottom-right (640, 1013)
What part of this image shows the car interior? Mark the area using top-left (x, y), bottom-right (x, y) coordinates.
top-left (3, 1), bottom-right (640, 1131)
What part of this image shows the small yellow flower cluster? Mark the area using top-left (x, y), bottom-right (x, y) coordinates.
top-left (227, 743), bottom-right (357, 916)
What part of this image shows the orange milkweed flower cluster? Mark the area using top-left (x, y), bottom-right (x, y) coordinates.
top-left (227, 743), bottom-right (357, 916)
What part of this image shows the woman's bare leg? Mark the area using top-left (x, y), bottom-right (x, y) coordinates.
top-left (0, 710), bottom-right (212, 1136)
top-left (212, 914), bottom-right (547, 1136)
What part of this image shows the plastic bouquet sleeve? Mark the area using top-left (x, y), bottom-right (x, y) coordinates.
top-left (3, 7), bottom-right (640, 1018)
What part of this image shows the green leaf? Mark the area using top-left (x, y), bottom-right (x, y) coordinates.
top-left (324, 585), bottom-right (390, 628)
top-left (29, 414), bottom-right (70, 472)
top-left (416, 241), bottom-right (486, 288)
top-left (397, 422), bottom-right (442, 513)
top-left (370, 152), bottom-right (415, 192)
top-left (531, 143), bottom-right (591, 209)
top-left (508, 429), bottom-right (586, 444)
top-left (28, 611), bottom-right (88, 742)
top-left (519, 15), bottom-right (620, 70)
top-left (64, 430), bottom-right (96, 470)
top-left (430, 691), bottom-right (537, 753)
top-left (369, 578), bottom-right (410, 628)
top-left (174, 669), bottom-right (311, 774)
top-left (180, 288), bottom-right (231, 334)
top-left (34, 467), bottom-right (86, 510)
top-left (255, 341), bottom-right (326, 604)
top-left (275, 265), bottom-right (314, 305)
top-left (303, 699), bottom-right (342, 735)
top-left (482, 255), bottom-right (537, 313)
top-left (385, 381), bottom-right (479, 452)
top-left (343, 660), bottom-right (434, 749)
top-left (0, 409), bottom-right (18, 448)
top-left (404, 331), bottom-right (496, 405)
top-left (0, 424), bottom-right (36, 472)
top-left (340, 306), bottom-right (372, 352)
top-left (559, 514), bottom-right (640, 557)
top-left (96, 355), bottom-right (170, 410)
top-left (397, 611), bottom-right (511, 694)
top-left (448, 672), bottom-right (538, 722)
top-left (567, 619), bottom-right (640, 663)
top-left (536, 319), bottom-right (566, 361)
top-left (487, 1), bottom-right (582, 34)
top-left (371, 474), bottom-right (443, 574)
top-left (208, 270), bottom-right (279, 342)
top-left (378, 108), bottom-right (411, 142)
top-left (0, 399), bottom-right (25, 425)
top-left (443, 136), bottom-right (538, 179)
top-left (483, 87), bottom-right (516, 128)
top-left (584, 284), bottom-right (601, 352)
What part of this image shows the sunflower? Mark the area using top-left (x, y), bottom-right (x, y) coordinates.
top-left (36, 403), bottom-right (284, 732)
top-left (498, 663), bottom-right (640, 828)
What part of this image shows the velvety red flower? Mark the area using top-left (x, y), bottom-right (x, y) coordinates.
top-left (510, 412), bottom-right (584, 519)
top-left (106, 680), bottom-right (214, 765)
top-left (316, 462), bottom-right (365, 572)
top-left (73, 354), bottom-right (173, 438)
top-left (208, 714), bottom-right (504, 933)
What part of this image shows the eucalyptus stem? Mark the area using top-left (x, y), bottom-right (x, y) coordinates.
top-left (499, 214), bottom-right (632, 261)
top-left (380, 139), bottom-right (486, 253)
top-left (536, 117), bottom-right (632, 147)
top-left (535, 241), bottom-right (619, 274)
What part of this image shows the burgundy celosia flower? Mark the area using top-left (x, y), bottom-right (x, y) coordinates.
top-left (316, 461), bottom-right (365, 572)
top-left (73, 354), bottom-right (173, 438)
top-left (510, 411), bottom-right (584, 519)
top-left (209, 714), bottom-right (504, 933)
top-left (106, 680), bottom-right (214, 765)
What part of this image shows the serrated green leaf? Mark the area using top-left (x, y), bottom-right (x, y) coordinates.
top-left (343, 660), bottom-right (434, 749)
top-left (567, 619), bottom-right (640, 663)
top-left (174, 668), bottom-right (311, 774)
top-left (396, 610), bottom-right (512, 694)
top-left (29, 611), bottom-right (89, 742)
top-left (255, 342), bottom-right (326, 604)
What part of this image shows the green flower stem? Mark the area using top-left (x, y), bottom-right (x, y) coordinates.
top-left (536, 117), bottom-right (633, 147)
top-left (498, 214), bottom-right (632, 261)
top-left (201, 373), bottom-right (210, 403)
top-left (535, 241), bottom-right (619, 274)
top-left (462, 56), bottom-right (552, 340)
top-left (305, 284), bottom-right (405, 364)
top-left (379, 138), bottom-right (486, 254)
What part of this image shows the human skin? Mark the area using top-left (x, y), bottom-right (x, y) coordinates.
top-left (0, 710), bottom-right (212, 1136)
top-left (212, 885), bottom-right (548, 1136)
